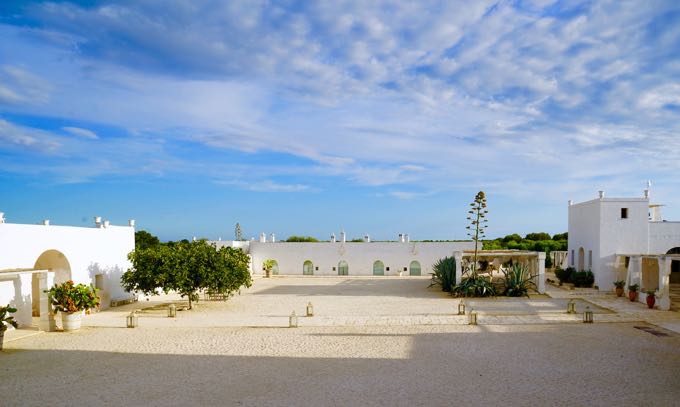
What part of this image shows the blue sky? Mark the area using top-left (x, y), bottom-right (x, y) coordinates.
top-left (1, 1), bottom-right (679, 241)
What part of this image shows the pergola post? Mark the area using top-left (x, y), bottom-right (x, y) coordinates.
top-left (38, 271), bottom-right (56, 332)
top-left (537, 252), bottom-right (546, 294)
top-left (454, 251), bottom-right (463, 285)
top-left (657, 256), bottom-right (672, 311)
top-left (625, 255), bottom-right (641, 296)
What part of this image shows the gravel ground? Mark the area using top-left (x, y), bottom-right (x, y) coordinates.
top-left (2, 278), bottom-right (680, 406)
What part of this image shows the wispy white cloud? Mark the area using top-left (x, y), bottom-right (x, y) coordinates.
top-left (62, 126), bottom-right (98, 139)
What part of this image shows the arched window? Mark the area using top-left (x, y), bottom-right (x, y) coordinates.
top-left (578, 247), bottom-right (585, 271)
top-left (409, 260), bottom-right (421, 276)
top-left (303, 260), bottom-right (314, 275)
top-left (373, 260), bottom-right (384, 276)
top-left (338, 260), bottom-right (349, 276)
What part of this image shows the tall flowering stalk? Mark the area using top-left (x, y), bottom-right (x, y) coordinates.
top-left (466, 191), bottom-right (488, 274)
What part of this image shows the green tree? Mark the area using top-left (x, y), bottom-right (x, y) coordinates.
top-left (285, 235), bottom-right (319, 242)
top-left (122, 240), bottom-right (252, 309)
top-left (135, 230), bottom-right (160, 250)
top-left (552, 232), bottom-right (568, 241)
top-left (502, 234), bottom-right (522, 243)
top-left (525, 232), bottom-right (551, 241)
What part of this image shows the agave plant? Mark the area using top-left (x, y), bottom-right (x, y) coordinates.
top-left (502, 264), bottom-right (536, 297)
top-left (431, 256), bottom-right (456, 292)
top-left (452, 264), bottom-right (496, 297)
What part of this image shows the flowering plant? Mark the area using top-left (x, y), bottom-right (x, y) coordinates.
top-left (0, 305), bottom-right (18, 332)
top-left (46, 280), bottom-right (100, 313)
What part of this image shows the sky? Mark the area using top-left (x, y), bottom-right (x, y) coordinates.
top-left (1, 0), bottom-right (679, 242)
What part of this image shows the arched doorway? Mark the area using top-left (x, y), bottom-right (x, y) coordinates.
top-left (33, 250), bottom-right (71, 317)
top-left (668, 247), bottom-right (680, 284)
top-left (409, 261), bottom-right (421, 276)
top-left (303, 260), bottom-right (313, 275)
top-left (373, 260), bottom-right (384, 276)
top-left (578, 247), bottom-right (585, 271)
top-left (338, 260), bottom-right (348, 276)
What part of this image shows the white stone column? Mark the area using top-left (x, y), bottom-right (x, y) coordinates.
top-left (38, 271), bottom-right (57, 332)
top-left (454, 251), bottom-right (464, 285)
top-left (625, 256), bottom-right (641, 296)
top-left (657, 256), bottom-right (672, 311)
top-left (537, 252), bottom-right (546, 294)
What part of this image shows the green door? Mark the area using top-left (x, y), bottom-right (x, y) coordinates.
top-left (373, 260), bottom-right (384, 276)
top-left (303, 260), bottom-right (314, 275)
top-left (409, 261), bottom-right (421, 276)
top-left (338, 260), bottom-right (349, 276)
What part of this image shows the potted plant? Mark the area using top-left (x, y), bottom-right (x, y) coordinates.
top-left (262, 259), bottom-right (275, 278)
top-left (645, 290), bottom-right (656, 309)
top-left (628, 284), bottom-right (639, 302)
top-left (46, 280), bottom-right (100, 331)
top-left (613, 280), bottom-right (625, 297)
top-left (0, 304), bottom-right (18, 351)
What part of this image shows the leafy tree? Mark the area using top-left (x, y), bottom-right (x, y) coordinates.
top-left (525, 232), bottom-right (551, 241)
top-left (122, 240), bottom-right (252, 309)
top-left (552, 232), bottom-right (568, 241)
top-left (135, 230), bottom-right (160, 250)
top-left (285, 235), bottom-right (319, 242)
top-left (502, 234), bottom-right (522, 243)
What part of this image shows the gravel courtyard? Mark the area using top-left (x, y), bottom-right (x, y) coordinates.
top-left (1, 278), bottom-right (679, 406)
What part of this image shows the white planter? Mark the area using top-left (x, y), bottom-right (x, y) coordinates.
top-left (62, 312), bottom-right (83, 331)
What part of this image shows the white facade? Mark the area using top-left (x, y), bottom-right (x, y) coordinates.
top-left (0, 217), bottom-right (135, 330)
top-left (213, 239), bottom-right (476, 276)
top-left (568, 190), bottom-right (680, 308)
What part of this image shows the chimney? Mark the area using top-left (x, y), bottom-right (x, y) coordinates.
top-left (405, 234), bottom-right (410, 243)
top-left (260, 233), bottom-right (266, 243)
top-left (644, 189), bottom-right (649, 199)
top-left (270, 233), bottom-right (276, 243)
top-left (399, 233), bottom-right (404, 243)
top-left (0, 212), bottom-right (5, 224)
top-left (340, 230), bottom-right (346, 243)
top-left (568, 200), bottom-right (573, 206)
top-left (330, 233), bottom-right (336, 243)
top-left (598, 190), bottom-right (605, 199)
top-left (42, 219), bottom-right (50, 226)
top-left (103, 220), bottom-right (110, 228)
top-left (94, 216), bottom-right (102, 228)
top-left (128, 219), bottom-right (136, 227)
top-left (364, 234), bottom-right (370, 243)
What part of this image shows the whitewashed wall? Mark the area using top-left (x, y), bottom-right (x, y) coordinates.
top-left (0, 222), bottom-right (134, 327)
top-left (569, 192), bottom-right (680, 290)
top-left (649, 222), bottom-right (680, 253)
top-left (248, 241), bottom-right (476, 276)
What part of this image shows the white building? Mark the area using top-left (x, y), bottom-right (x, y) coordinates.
top-left (212, 235), bottom-right (546, 294)
top-left (568, 188), bottom-right (680, 309)
top-left (0, 214), bottom-right (135, 331)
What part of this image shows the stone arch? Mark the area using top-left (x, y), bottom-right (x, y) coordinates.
top-left (578, 247), bottom-right (585, 271)
top-left (373, 260), bottom-right (384, 276)
top-left (33, 250), bottom-right (72, 317)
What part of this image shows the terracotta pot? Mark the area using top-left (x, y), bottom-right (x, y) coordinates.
top-left (615, 287), bottom-right (624, 297)
top-left (628, 291), bottom-right (637, 302)
top-left (646, 294), bottom-right (656, 309)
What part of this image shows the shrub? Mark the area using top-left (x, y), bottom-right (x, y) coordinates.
top-left (571, 270), bottom-right (595, 288)
top-left (502, 264), bottom-right (536, 297)
top-left (613, 280), bottom-right (626, 288)
top-left (452, 273), bottom-right (496, 297)
top-left (544, 253), bottom-right (553, 269)
top-left (431, 257), bottom-right (456, 292)
top-left (554, 267), bottom-right (574, 284)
